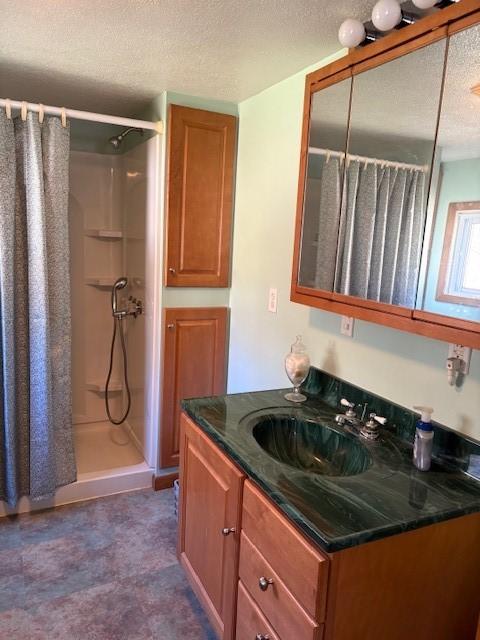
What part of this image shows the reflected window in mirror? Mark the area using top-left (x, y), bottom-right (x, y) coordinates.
top-left (437, 202), bottom-right (480, 306)
top-left (333, 40), bottom-right (446, 309)
top-left (417, 23), bottom-right (480, 323)
top-left (298, 78), bottom-right (351, 290)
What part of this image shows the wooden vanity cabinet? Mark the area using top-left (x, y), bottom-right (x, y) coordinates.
top-left (178, 413), bottom-right (244, 640)
top-left (179, 414), bottom-right (480, 640)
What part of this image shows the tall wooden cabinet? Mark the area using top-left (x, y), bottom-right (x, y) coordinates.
top-left (165, 104), bottom-right (237, 287)
top-left (178, 413), bottom-right (244, 640)
top-left (160, 307), bottom-right (228, 468)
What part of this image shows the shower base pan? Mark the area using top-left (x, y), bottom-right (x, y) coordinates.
top-left (0, 421), bottom-right (153, 517)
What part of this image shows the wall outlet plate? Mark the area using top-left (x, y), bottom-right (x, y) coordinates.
top-left (341, 316), bottom-right (354, 337)
top-left (448, 343), bottom-right (472, 375)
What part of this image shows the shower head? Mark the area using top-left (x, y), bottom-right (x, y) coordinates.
top-left (108, 127), bottom-right (144, 150)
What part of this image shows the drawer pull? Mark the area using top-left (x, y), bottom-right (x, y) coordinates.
top-left (221, 527), bottom-right (236, 536)
top-left (258, 576), bottom-right (274, 591)
top-left (255, 635), bottom-right (270, 640)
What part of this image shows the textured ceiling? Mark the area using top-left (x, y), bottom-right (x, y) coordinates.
top-left (0, 0), bottom-right (373, 117)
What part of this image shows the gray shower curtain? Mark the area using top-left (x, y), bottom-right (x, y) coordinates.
top-left (0, 109), bottom-right (76, 506)
top-left (334, 160), bottom-right (426, 307)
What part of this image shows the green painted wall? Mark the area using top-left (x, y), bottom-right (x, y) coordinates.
top-left (228, 52), bottom-right (480, 440)
top-left (422, 157), bottom-right (480, 322)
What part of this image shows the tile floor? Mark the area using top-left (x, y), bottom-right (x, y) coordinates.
top-left (0, 489), bottom-right (216, 640)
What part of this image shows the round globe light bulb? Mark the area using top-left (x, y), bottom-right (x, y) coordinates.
top-left (372, 0), bottom-right (402, 31)
top-left (338, 19), bottom-right (366, 48)
top-left (412, 0), bottom-right (438, 8)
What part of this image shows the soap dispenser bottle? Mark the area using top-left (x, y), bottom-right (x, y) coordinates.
top-left (413, 406), bottom-right (434, 471)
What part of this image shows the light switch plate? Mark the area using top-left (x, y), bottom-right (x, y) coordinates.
top-left (268, 287), bottom-right (278, 313)
top-left (341, 316), bottom-right (354, 337)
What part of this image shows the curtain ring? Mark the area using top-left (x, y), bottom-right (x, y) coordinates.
top-left (61, 107), bottom-right (67, 128)
top-left (38, 104), bottom-right (45, 124)
top-left (21, 101), bottom-right (28, 121)
top-left (5, 98), bottom-right (12, 119)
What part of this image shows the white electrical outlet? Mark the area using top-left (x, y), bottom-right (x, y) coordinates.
top-left (448, 343), bottom-right (472, 375)
top-left (340, 316), bottom-right (354, 337)
top-left (268, 287), bottom-right (278, 313)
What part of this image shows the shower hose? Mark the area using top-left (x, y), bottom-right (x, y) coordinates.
top-left (105, 316), bottom-right (131, 425)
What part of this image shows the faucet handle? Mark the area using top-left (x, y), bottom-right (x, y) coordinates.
top-left (360, 413), bottom-right (386, 441)
top-left (340, 398), bottom-right (357, 419)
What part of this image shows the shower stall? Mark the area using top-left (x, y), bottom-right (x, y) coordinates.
top-left (0, 102), bottom-right (162, 515)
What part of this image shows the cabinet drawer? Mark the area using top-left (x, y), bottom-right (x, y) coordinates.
top-left (242, 480), bottom-right (329, 621)
top-left (239, 532), bottom-right (322, 640)
top-left (236, 580), bottom-right (280, 640)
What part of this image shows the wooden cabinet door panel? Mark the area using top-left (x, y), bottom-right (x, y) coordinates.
top-left (166, 104), bottom-right (237, 287)
top-left (178, 413), bottom-right (244, 640)
top-left (160, 306), bottom-right (228, 468)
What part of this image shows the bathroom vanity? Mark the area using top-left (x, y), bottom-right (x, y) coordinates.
top-left (177, 371), bottom-right (480, 640)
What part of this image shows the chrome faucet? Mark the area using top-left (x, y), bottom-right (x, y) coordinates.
top-left (335, 398), bottom-right (386, 441)
top-left (335, 398), bottom-right (360, 426)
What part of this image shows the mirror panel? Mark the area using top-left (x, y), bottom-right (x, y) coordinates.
top-left (298, 78), bottom-right (351, 289)
top-left (416, 23), bottom-right (480, 323)
top-left (334, 40), bottom-right (447, 308)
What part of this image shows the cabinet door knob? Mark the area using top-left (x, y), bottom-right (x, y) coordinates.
top-left (221, 527), bottom-right (236, 536)
top-left (168, 267), bottom-right (176, 274)
top-left (167, 323), bottom-right (175, 330)
top-left (258, 576), bottom-right (274, 591)
top-left (255, 634), bottom-right (270, 640)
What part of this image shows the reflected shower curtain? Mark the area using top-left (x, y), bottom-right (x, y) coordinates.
top-left (0, 110), bottom-right (76, 506)
top-left (334, 160), bottom-right (426, 307)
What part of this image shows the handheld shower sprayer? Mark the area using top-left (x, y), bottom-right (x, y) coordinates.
top-left (111, 277), bottom-right (128, 318)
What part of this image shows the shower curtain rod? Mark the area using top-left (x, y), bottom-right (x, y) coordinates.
top-left (0, 98), bottom-right (163, 133)
top-left (308, 146), bottom-right (428, 172)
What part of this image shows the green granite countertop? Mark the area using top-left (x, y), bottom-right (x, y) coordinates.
top-left (181, 370), bottom-right (480, 553)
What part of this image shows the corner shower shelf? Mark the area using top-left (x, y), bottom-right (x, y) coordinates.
top-left (86, 380), bottom-right (123, 393)
top-left (85, 277), bottom-right (117, 288)
top-left (84, 228), bottom-right (123, 239)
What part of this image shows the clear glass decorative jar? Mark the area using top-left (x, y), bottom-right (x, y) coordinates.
top-left (284, 335), bottom-right (310, 403)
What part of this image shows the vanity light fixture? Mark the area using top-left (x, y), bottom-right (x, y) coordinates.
top-left (413, 0), bottom-right (457, 7)
top-left (338, 18), bottom-right (366, 48)
top-left (471, 83), bottom-right (480, 97)
top-left (412, 0), bottom-right (438, 7)
top-left (372, 0), bottom-right (402, 31)
top-left (338, 0), bottom-right (459, 49)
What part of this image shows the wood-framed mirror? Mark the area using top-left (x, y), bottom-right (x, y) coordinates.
top-left (291, 0), bottom-right (480, 349)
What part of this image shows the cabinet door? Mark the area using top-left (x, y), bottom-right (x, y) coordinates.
top-left (160, 307), bottom-right (228, 468)
top-left (165, 104), bottom-right (237, 287)
top-left (178, 413), bottom-right (244, 640)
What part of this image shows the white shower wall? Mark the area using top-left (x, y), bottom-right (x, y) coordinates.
top-left (122, 143), bottom-right (147, 457)
top-left (69, 141), bottom-right (151, 466)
